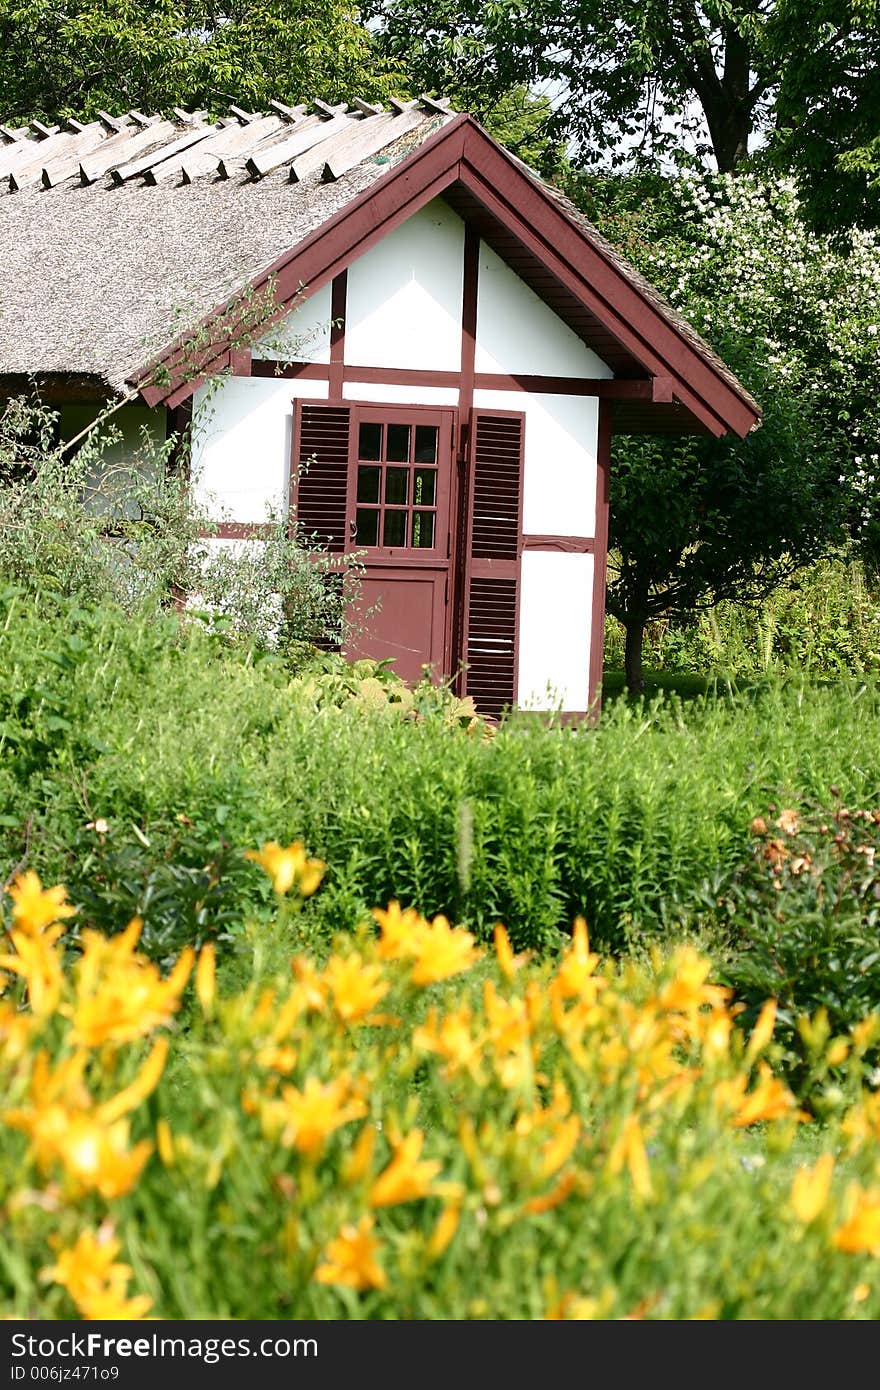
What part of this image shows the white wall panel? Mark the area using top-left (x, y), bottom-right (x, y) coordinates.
top-left (475, 241), bottom-right (612, 381)
top-left (191, 376), bottom-right (329, 522)
top-left (343, 381), bottom-right (459, 406)
top-left (517, 551), bottom-right (593, 711)
top-left (345, 201), bottom-right (464, 371)
top-left (252, 282), bottom-right (333, 363)
top-left (472, 388), bottom-right (598, 537)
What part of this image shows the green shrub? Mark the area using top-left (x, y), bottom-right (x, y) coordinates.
top-left (703, 799), bottom-right (880, 1103)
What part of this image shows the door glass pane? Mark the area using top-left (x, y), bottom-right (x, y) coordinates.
top-left (386, 423), bottom-right (411, 462)
top-left (411, 511), bottom-right (435, 549)
top-left (384, 468), bottom-right (409, 505)
top-left (358, 422), bottom-right (383, 460)
top-left (356, 465), bottom-right (380, 503)
top-left (355, 509), bottom-right (379, 546)
top-left (413, 468), bottom-right (436, 506)
top-left (383, 510), bottom-right (407, 547)
top-left (414, 425), bottom-right (438, 464)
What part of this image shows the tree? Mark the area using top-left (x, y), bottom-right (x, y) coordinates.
top-left (574, 172), bottom-right (880, 691)
top-left (366, 0), bottom-right (880, 226)
top-left (767, 0), bottom-right (880, 233)
top-left (0, 0), bottom-right (402, 124)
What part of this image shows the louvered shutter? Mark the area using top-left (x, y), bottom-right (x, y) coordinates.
top-left (291, 402), bottom-right (351, 552)
top-left (461, 411), bottom-right (524, 719)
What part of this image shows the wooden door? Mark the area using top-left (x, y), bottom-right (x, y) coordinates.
top-left (291, 401), bottom-right (457, 687)
top-left (343, 405), bottom-right (456, 685)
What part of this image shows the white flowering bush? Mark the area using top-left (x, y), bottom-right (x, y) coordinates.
top-left (574, 171), bottom-right (880, 686)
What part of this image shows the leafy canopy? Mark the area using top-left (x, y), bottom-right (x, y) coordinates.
top-left (0, 0), bottom-right (404, 123)
top-left (366, 0), bottom-right (880, 228)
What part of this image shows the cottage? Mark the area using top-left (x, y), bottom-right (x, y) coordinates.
top-left (0, 98), bottom-right (760, 718)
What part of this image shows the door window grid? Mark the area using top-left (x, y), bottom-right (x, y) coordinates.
top-left (354, 421), bottom-right (440, 550)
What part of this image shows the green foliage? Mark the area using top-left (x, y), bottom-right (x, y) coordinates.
top-left (0, 0), bottom-right (404, 125)
top-left (5, 589), bottom-right (880, 970)
top-left (0, 395), bottom-right (358, 657)
top-left (577, 172), bottom-right (880, 689)
top-left (765, 0), bottom-right (880, 233)
top-left (604, 553), bottom-right (880, 679)
top-left (703, 799), bottom-right (880, 1105)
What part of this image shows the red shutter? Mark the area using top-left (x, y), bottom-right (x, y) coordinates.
top-left (462, 411), bottom-right (524, 719)
top-left (291, 402), bottom-right (351, 553)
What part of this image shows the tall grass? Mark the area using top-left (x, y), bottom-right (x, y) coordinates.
top-left (604, 552), bottom-right (880, 679)
top-left (2, 589), bottom-right (879, 958)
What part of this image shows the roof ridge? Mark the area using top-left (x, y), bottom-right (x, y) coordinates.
top-left (0, 96), bottom-right (457, 194)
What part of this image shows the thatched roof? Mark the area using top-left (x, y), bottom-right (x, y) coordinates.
top-left (0, 99), bottom-right (454, 396)
top-left (0, 97), bottom-right (759, 430)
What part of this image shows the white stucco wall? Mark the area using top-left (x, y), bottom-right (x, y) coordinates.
top-left (475, 241), bottom-right (613, 381)
top-left (251, 282), bottom-right (333, 363)
top-left (344, 201), bottom-right (465, 371)
top-left (190, 376), bottom-right (329, 522)
top-left (342, 381), bottom-right (459, 407)
top-left (516, 551), bottom-right (594, 711)
top-left (471, 387), bottom-right (599, 538)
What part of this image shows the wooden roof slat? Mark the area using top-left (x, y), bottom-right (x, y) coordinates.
top-left (352, 98), bottom-right (384, 115)
top-left (0, 136), bottom-right (43, 178)
top-left (97, 111), bottom-right (132, 132)
top-left (268, 100), bottom-right (309, 122)
top-left (245, 112), bottom-right (353, 179)
top-left (30, 120), bottom-right (60, 138)
top-left (79, 120), bottom-right (177, 183)
top-left (128, 111), bottom-right (162, 128)
top-left (0, 125), bottom-right (73, 180)
top-left (418, 95), bottom-right (453, 115)
top-left (9, 122), bottom-right (104, 190)
top-left (0, 124), bottom-right (28, 142)
top-left (110, 123), bottom-right (221, 184)
top-left (228, 104), bottom-right (261, 124)
top-left (312, 99), bottom-right (348, 118)
top-left (318, 107), bottom-right (432, 183)
top-left (178, 114), bottom-right (287, 183)
top-left (173, 107), bottom-right (208, 125)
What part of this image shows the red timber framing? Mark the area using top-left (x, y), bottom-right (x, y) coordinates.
top-left (132, 114), bottom-right (760, 440)
top-left (140, 114), bottom-right (761, 719)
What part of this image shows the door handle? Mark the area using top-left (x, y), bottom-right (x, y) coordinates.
top-left (349, 518), bottom-right (357, 538)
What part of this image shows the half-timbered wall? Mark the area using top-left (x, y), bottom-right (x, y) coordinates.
top-left (185, 197), bottom-right (614, 715)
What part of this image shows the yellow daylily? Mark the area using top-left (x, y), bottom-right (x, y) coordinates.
top-left (369, 1129), bottom-right (442, 1207)
top-left (493, 924), bottom-right (529, 980)
top-left (69, 923), bottom-right (193, 1047)
top-left (323, 952), bottom-right (389, 1024)
top-left (833, 1187), bottom-right (880, 1255)
top-left (607, 1114), bottom-right (653, 1199)
top-left (549, 918), bottom-right (606, 1004)
top-left (412, 1004), bottom-right (485, 1083)
top-left (266, 1075), bottom-right (367, 1156)
top-left (6, 870), bottom-right (76, 937)
top-left (41, 1228), bottom-right (152, 1321)
top-left (244, 841), bottom-right (325, 896)
top-left (729, 1063), bottom-right (802, 1128)
top-left (0, 925), bottom-right (66, 1017)
top-left (313, 1215), bottom-right (387, 1291)
top-left (540, 1115), bottom-right (581, 1179)
top-left (195, 943), bottom-right (216, 1016)
top-left (409, 915), bottom-right (481, 986)
top-left (744, 999), bottom-right (778, 1063)
top-left (790, 1153), bottom-right (834, 1225)
top-left (372, 900), bottom-right (427, 961)
top-left (426, 1203), bottom-right (461, 1257)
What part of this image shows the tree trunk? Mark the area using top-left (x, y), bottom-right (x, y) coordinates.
top-left (624, 615), bottom-right (646, 696)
